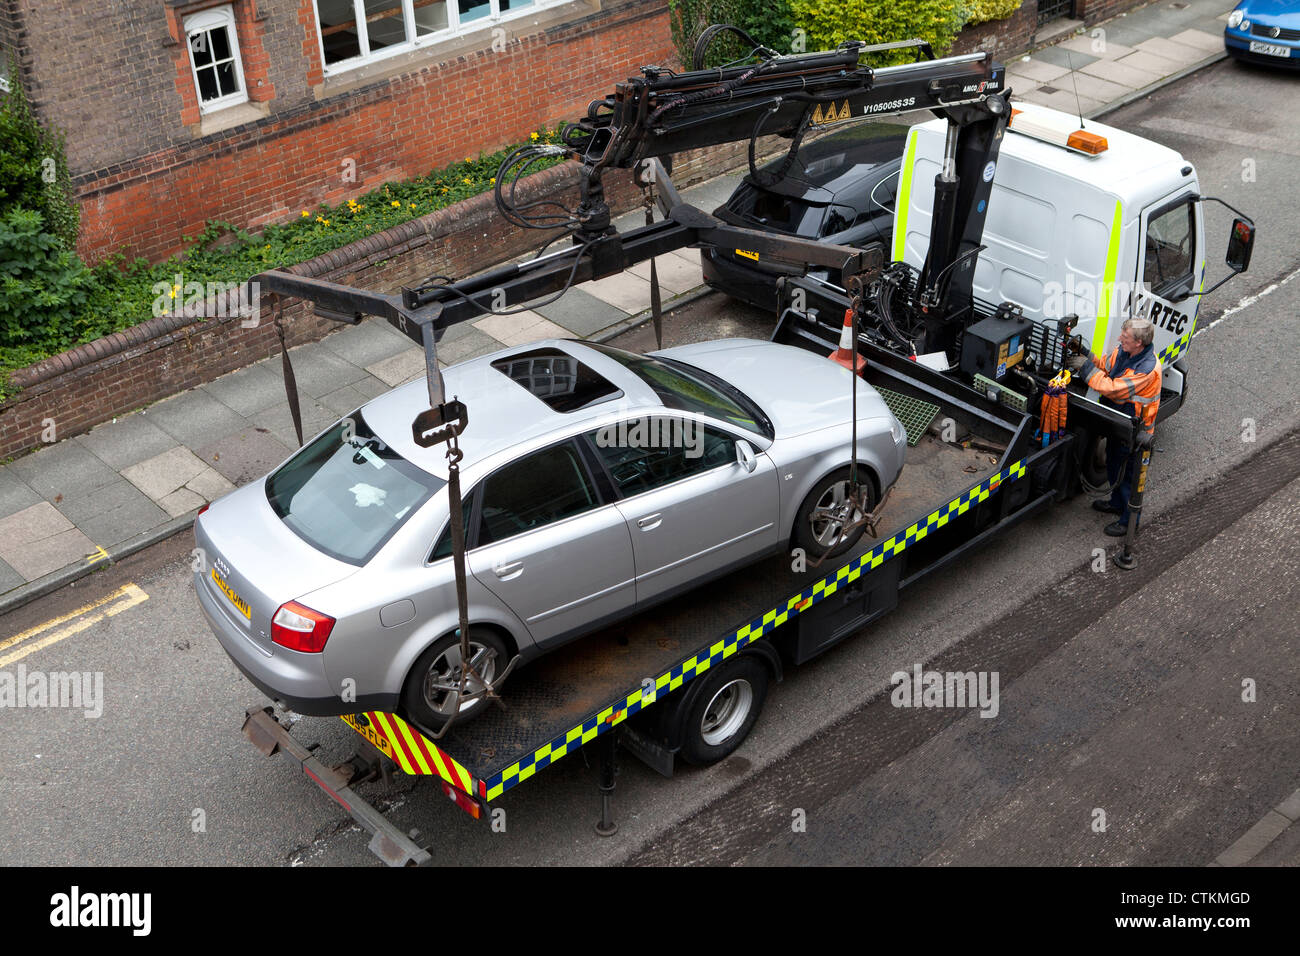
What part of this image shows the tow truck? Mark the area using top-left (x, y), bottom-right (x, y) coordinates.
top-left (234, 27), bottom-right (1255, 865)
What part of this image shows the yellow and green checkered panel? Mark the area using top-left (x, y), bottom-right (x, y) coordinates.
top-left (479, 456), bottom-right (1030, 801)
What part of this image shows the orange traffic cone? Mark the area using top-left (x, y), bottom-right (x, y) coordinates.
top-left (829, 309), bottom-right (867, 375)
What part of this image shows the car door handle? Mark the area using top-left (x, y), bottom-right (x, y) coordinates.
top-left (636, 514), bottom-right (662, 530)
top-left (493, 561), bottom-right (523, 579)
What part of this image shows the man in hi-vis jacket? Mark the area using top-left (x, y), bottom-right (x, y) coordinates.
top-left (1066, 317), bottom-right (1162, 537)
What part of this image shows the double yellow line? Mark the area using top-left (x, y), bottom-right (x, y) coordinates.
top-left (0, 584), bottom-right (149, 668)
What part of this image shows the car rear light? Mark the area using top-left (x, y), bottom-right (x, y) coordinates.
top-left (271, 601), bottom-right (335, 652)
top-left (198, 503), bottom-right (210, 516)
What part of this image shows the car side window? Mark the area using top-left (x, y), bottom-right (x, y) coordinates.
top-left (429, 494), bottom-right (474, 562)
top-left (1144, 201), bottom-right (1195, 296)
top-left (588, 418), bottom-right (736, 498)
top-left (476, 441), bottom-right (601, 545)
top-left (822, 204), bottom-right (857, 237)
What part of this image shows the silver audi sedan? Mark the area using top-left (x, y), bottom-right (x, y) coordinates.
top-left (194, 338), bottom-right (906, 731)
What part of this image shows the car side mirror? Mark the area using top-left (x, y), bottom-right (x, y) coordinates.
top-left (735, 439), bottom-right (758, 474)
top-left (1226, 217), bottom-right (1255, 274)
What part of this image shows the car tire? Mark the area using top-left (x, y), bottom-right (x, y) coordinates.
top-left (401, 627), bottom-right (510, 733)
top-left (793, 467), bottom-right (874, 560)
top-left (679, 657), bottom-right (769, 766)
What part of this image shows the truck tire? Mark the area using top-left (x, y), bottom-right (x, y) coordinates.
top-left (679, 657), bottom-right (769, 766)
top-left (401, 628), bottom-right (509, 733)
top-left (1078, 431), bottom-right (1109, 496)
top-left (793, 467), bottom-right (874, 559)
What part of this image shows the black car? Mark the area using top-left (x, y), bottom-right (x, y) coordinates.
top-left (702, 123), bottom-right (907, 310)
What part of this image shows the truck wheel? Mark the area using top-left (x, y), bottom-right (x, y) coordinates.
top-left (1079, 432), bottom-right (1109, 495)
top-left (401, 628), bottom-right (509, 733)
top-left (680, 657), bottom-right (768, 766)
top-left (793, 467), bottom-right (873, 559)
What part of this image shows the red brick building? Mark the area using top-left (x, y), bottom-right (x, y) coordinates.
top-left (0, 0), bottom-right (673, 264)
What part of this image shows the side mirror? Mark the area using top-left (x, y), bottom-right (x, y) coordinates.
top-left (1226, 217), bottom-right (1255, 274)
top-left (735, 439), bottom-right (758, 474)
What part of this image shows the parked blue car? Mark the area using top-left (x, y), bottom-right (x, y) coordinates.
top-left (1225, 1), bottom-right (1300, 68)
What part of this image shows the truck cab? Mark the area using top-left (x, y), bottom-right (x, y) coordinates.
top-left (894, 102), bottom-right (1210, 418)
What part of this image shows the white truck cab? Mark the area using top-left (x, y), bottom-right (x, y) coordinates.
top-left (894, 102), bottom-right (1219, 401)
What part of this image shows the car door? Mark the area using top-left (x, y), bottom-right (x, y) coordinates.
top-left (466, 439), bottom-right (636, 646)
top-left (1133, 192), bottom-right (1202, 356)
top-left (585, 416), bottom-right (779, 606)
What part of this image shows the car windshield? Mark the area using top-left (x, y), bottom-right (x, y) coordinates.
top-left (585, 343), bottom-right (774, 439)
top-left (265, 411), bottom-right (444, 565)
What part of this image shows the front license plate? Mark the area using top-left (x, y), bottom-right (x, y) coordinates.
top-left (341, 713), bottom-right (395, 759)
top-left (1249, 40), bottom-right (1291, 57)
top-left (735, 248), bottom-right (759, 261)
top-left (210, 567), bottom-right (251, 620)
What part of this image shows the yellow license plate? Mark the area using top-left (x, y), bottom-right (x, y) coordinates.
top-left (735, 248), bottom-right (759, 261)
top-left (211, 567), bottom-right (251, 620)
top-left (341, 713), bottom-right (395, 759)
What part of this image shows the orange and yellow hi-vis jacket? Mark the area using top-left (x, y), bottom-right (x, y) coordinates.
top-left (1083, 344), bottom-right (1162, 437)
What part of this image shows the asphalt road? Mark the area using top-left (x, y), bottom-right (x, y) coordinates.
top-left (1, 58), bottom-right (1297, 867)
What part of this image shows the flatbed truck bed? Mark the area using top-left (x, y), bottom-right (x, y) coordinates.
top-left (243, 353), bottom-right (1074, 864)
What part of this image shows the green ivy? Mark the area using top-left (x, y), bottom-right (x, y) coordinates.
top-left (0, 59), bottom-right (79, 249)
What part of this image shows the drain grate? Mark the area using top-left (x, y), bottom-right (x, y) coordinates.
top-left (876, 387), bottom-right (941, 446)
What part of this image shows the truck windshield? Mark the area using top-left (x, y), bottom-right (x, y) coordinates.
top-left (265, 411), bottom-right (444, 565)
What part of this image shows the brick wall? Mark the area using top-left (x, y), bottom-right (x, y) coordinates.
top-left (5, 0), bottom-right (673, 266)
top-left (954, 1), bottom-right (1042, 60)
top-left (0, 139), bottom-right (752, 459)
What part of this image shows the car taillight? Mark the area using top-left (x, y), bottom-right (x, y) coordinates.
top-left (271, 601), bottom-right (335, 652)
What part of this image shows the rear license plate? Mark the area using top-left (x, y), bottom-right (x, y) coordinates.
top-left (210, 567), bottom-right (251, 620)
top-left (735, 248), bottom-right (759, 261)
top-left (1249, 40), bottom-right (1290, 57)
top-left (341, 713), bottom-right (395, 759)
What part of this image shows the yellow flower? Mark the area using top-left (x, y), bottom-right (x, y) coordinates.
top-left (489, 177), bottom-right (496, 185)
top-left (440, 187), bottom-right (448, 194)
top-left (301, 210), bottom-right (309, 217)
top-left (461, 177), bottom-right (471, 185)
top-left (530, 131), bottom-right (539, 141)
top-left (408, 203), bottom-right (416, 209)
top-left (391, 200), bottom-right (400, 207)
top-left (323, 219), bottom-right (331, 226)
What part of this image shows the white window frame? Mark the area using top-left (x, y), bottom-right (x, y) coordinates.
top-left (185, 6), bottom-right (249, 114)
top-left (314, 0), bottom-right (574, 75)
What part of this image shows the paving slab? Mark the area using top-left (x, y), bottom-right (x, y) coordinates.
top-left (0, 470), bottom-right (41, 519)
top-left (1007, 58), bottom-right (1073, 83)
top-left (143, 389), bottom-right (248, 450)
top-left (434, 327), bottom-right (503, 366)
top-left (1032, 45), bottom-right (1099, 70)
top-left (472, 311), bottom-right (571, 347)
top-left (585, 270), bottom-right (654, 314)
top-left (277, 341), bottom-right (372, 398)
top-left (201, 361), bottom-right (286, 418)
top-left (249, 399), bottom-right (336, 450)
top-left (367, 348), bottom-right (426, 387)
top-left (197, 429), bottom-right (295, 486)
top-left (75, 492), bottom-right (170, 550)
top-left (186, 466), bottom-right (236, 501)
top-left (318, 383), bottom-right (374, 416)
top-left (320, 317), bottom-right (413, 367)
top-left (8, 440), bottom-right (121, 503)
top-left (1081, 57), bottom-right (1164, 89)
top-left (1020, 87), bottom-right (1105, 116)
top-left (74, 414), bottom-right (178, 472)
top-left (1067, 72), bottom-right (1133, 104)
top-left (0, 502), bottom-right (94, 580)
top-left (0, 556), bottom-right (22, 594)
top-left (531, 287), bottom-right (627, 336)
top-left (1135, 35), bottom-right (1213, 64)
top-left (53, 479), bottom-right (151, 526)
top-left (158, 487), bottom-right (206, 519)
top-left (1055, 35), bottom-right (1137, 60)
top-left (351, 375), bottom-right (394, 402)
top-left (1168, 27), bottom-right (1225, 54)
top-left (1113, 49), bottom-right (1190, 79)
top-left (627, 253), bottom-right (706, 295)
top-left (121, 446), bottom-right (210, 502)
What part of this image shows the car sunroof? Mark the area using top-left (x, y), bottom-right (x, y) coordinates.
top-left (491, 348), bottom-right (623, 413)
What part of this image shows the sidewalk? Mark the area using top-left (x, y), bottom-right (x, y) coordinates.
top-left (0, 1), bottom-right (1235, 614)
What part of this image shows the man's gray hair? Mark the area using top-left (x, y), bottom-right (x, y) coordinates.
top-left (1121, 316), bottom-right (1155, 346)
